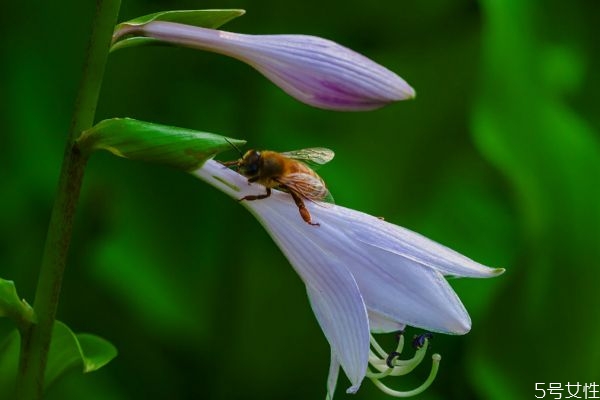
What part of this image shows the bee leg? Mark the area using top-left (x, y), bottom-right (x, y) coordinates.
top-left (289, 191), bottom-right (320, 226)
top-left (219, 160), bottom-right (239, 168)
top-left (239, 187), bottom-right (271, 202)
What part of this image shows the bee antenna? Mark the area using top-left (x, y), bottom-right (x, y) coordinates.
top-left (224, 138), bottom-right (244, 158)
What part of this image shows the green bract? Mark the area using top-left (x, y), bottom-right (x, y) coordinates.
top-left (78, 118), bottom-right (245, 171)
top-left (0, 278), bottom-right (35, 331)
top-left (112, 9), bottom-right (245, 52)
top-left (0, 321), bottom-right (117, 397)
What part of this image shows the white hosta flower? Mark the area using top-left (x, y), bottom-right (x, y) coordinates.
top-left (194, 160), bottom-right (504, 398)
top-left (115, 21), bottom-right (415, 111)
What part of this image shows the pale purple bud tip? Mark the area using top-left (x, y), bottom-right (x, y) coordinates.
top-left (139, 21), bottom-right (415, 111)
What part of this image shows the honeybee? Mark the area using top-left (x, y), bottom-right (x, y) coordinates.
top-left (222, 147), bottom-right (334, 226)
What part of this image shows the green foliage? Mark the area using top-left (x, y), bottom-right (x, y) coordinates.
top-left (111, 9), bottom-right (245, 52)
top-left (0, 322), bottom-right (116, 398)
top-left (0, 278), bottom-right (35, 331)
top-left (78, 118), bottom-right (245, 171)
top-left (0, 329), bottom-right (19, 397)
top-left (468, 0), bottom-right (600, 396)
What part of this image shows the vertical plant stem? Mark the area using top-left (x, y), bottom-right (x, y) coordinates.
top-left (16, 0), bottom-right (121, 398)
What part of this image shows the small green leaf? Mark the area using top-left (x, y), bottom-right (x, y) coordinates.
top-left (0, 278), bottom-right (35, 330)
top-left (45, 322), bottom-right (117, 387)
top-left (0, 322), bottom-right (116, 397)
top-left (110, 37), bottom-right (163, 52)
top-left (112, 9), bottom-right (245, 52)
top-left (118, 9), bottom-right (245, 28)
top-left (78, 118), bottom-right (244, 171)
top-left (75, 334), bottom-right (118, 373)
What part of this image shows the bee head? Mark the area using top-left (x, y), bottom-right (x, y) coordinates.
top-left (239, 150), bottom-right (261, 178)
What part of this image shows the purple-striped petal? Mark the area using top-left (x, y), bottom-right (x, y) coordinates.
top-left (328, 206), bottom-right (505, 278)
top-left (195, 160), bottom-right (370, 391)
top-left (326, 350), bottom-right (340, 400)
top-left (312, 209), bottom-right (474, 334)
top-left (368, 311), bottom-right (406, 334)
top-left (134, 21), bottom-right (415, 111)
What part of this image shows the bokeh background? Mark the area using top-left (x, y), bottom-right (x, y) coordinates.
top-left (1, 0), bottom-right (599, 399)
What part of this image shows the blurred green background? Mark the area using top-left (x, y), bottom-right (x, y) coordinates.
top-left (1, 0), bottom-right (599, 399)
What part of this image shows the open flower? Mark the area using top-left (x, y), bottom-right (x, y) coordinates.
top-left (113, 21), bottom-right (415, 111)
top-left (194, 160), bottom-right (503, 398)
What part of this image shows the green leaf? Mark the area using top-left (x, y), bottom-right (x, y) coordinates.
top-left (45, 321), bottom-right (117, 387)
top-left (75, 334), bottom-right (118, 373)
top-left (110, 37), bottom-right (163, 52)
top-left (0, 278), bottom-right (35, 330)
top-left (112, 9), bottom-right (245, 52)
top-left (0, 322), bottom-right (116, 397)
top-left (118, 9), bottom-right (245, 27)
top-left (77, 118), bottom-right (245, 171)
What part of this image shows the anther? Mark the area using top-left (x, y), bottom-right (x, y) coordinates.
top-left (386, 351), bottom-right (401, 368)
top-left (412, 333), bottom-right (433, 349)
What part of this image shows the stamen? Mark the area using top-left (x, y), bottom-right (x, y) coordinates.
top-left (412, 333), bottom-right (433, 349)
top-left (369, 331), bottom-right (405, 366)
top-left (387, 340), bottom-right (428, 376)
top-left (367, 333), bottom-right (441, 397)
top-left (386, 351), bottom-right (402, 368)
top-left (370, 354), bottom-right (441, 398)
top-left (365, 365), bottom-right (394, 380)
top-left (369, 351), bottom-right (386, 366)
top-left (370, 334), bottom-right (389, 359)
top-left (369, 333), bottom-right (430, 374)
top-left (394, 330), bottom-right (405, 343)
top-left (395, 331), bottom-right (405, 354)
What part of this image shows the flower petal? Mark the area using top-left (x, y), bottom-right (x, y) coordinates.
top-left (194, 164), bottom-right (371, 389)
top-left (194, 160), bottom-right (486, 335)
top-left (302, 208), bottom-right (472, 334)
top-left (326, 349), bottom-right (340, 400)
top-left (306, 283), bottom-right (367, 393)
top-left (368, 310), bottom-right (406, 334)
top-left (194, 160), bottom-right (502, 382)
top-left (358, 243), bottom-right (471, 334)
top-left (254, 201), bottom-right (370, 391)
top-left (330, 206), bottom-right (504, 278)
top-left (140, 21), bottom-right (415, 111)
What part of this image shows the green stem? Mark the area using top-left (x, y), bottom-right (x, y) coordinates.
top-left (16, 1), bottom-right (121, 398)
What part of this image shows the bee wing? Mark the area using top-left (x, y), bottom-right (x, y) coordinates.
top-left (281, 148), bottom-right (335, 170)
top-left (277, 172), bottom-right (334, 204)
